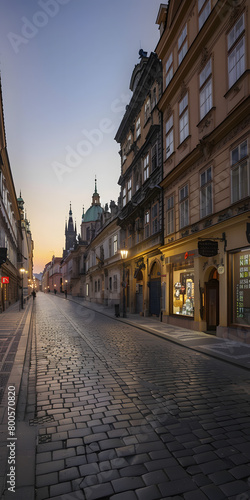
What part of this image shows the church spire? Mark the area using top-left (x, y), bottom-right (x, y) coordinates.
top-left (92, 176), bottom-right (100, 206)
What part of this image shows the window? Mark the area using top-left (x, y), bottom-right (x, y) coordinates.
top-left (199, 59), bottom-right (212, 120)
top-left (95, 281), bottom-right (97, 293)
top-left (127, 178), bottom-right (132, 201)
top-left (179, 185), bottom-right (189, 229)
top-left (166, 115), bottom-right (174, 158)
top-left (122, 186), bottom-right (126, 207)
top-left (172, 264), bottom-right (194, 317)
top-left (122, 147), bottom-right (126, 164)
top-left (200, 166), bottom-right (212, 218)
top-left (228, 14), bottom-right (245, 88)
top-left (113, 234), bottom-right (118, 254)
top-left (127, 134), bottom-right (132, 152)
top-left (143, 154), bottom-right (149, 182)
top-left (198, 0), bottom-right (211, 30)
top-left (136, 117), bottom-right (141, 139)
top-left (109, 238), bottom-right (112, 257)
top-left (152, 204), bottom-right (158, 234)
top-left (113, 275), bottom-right (117, 292)
top-left (231, 140), bottom-right (249, 203)
top-left (109, 277), bottom-right (112, 291)
top-left (166, 53), bottom-right (173, 87)
top-left (86, 283), bottom-right (89, 296)
top-left (135, 171), bottom-right (140, 191)
top-left (145, 211), bottom-right (150, 238)
top-left (178, 24), bottom-right (187, 65)
top-left (179, 94), bottom-right (189, 144)
top-left (152, 87), bottom-right (157, 108)
top-left (167, 195), bottom-right (174, 235)
top-left (144, 98), bottom-right (151, 123)
top-left (151, 143), bottom-right (158, 170)
top-left (98, 279), bottom-right (101, 292)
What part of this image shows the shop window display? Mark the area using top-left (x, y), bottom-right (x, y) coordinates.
top-left (231, 249), bottom-right (250, 326)
top-left (173, 268), bottom-right (194, 316)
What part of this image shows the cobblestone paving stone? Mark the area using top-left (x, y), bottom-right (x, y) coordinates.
top-left (33, 294), bottom-right (250, 500)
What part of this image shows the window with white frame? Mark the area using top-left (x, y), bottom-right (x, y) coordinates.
top-left (152, 87), bottom-right (157, 108)
top-left (199, 59), bottom-right (212, 120)
top-left (136, 117), bottom-right (141, 138)
top-left (144, 98), bottom-right (151, 123)
top-left (126, 134), bottom-right (132, 154)
top-left (122, 186), bottom-right (126, 207)
top-left (122, 147), bottom-right (126, 164)
top-left (231, 140), bottom-right (249, 203)
top-left (166, 53), bottom-right (173, 87)
top-left (166, 115), bottom-right (174, 158)
top-left (179, 185), bottom-right (189, 229)
top-left (179, 94), bottom-right (189, 144)
top-left (143, 154), bottom-right (149, 182)
top-left (167, 195), bottom-right (174, 235)
top-left (228, 14), bottom-right (245, 88)
top-left (151, 143), bottom-right (158, 170)
top-left (200, 166), bottom-right (212, 218)
top-left (113, 234), bottom-right (118, 254)
top-left (152, 203), bottom-right (158, 234)
top-left (145, 211), bottom-right (150, 238)
top-left (127, 178), bottom-right (132, 201)
top-left (135, 170), bottom-right (140, 191)
top-left (178, 24), bottom-right (187, 65)
top-left (198, 0), bottom-right (211, 30)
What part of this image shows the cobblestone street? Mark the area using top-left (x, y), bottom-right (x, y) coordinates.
top-left (19, 294), bottom-right (250, 498)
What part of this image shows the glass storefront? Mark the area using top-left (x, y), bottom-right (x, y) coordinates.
top-left (172, 265), bottom-right (194, 317)
top-left (231, 248), bottom-right (250, 326)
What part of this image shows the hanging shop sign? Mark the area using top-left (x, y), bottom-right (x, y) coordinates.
top-left (198, 240), bottom-right (218, 257)
top-left (1, 277), bottom-right (9, 284)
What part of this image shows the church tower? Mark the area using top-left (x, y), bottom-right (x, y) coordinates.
top-left (64, 203), bottom-right (77, 257)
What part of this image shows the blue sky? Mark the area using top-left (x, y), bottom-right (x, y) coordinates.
top-left (0, 0), bottom-right (161, 272)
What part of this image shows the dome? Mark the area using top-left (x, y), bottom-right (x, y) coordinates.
top-left (83, 204), bottom-right (103, 223)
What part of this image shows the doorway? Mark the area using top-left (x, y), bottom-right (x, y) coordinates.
top-left (205, 268), bottom-right (219, 332)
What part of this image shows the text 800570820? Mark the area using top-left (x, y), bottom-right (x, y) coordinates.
top-left (7, 386), bottom-right (16, 492)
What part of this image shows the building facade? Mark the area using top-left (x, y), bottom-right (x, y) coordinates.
top-left (156, 0), bottom-right (250, 340)
top-left (0, 78), bottom-right (30, 311)
top-left (115, 50), bottom-right (163, 317)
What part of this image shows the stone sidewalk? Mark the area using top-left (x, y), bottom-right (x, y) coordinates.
top-left (56, 294), bottom-right (250, 371)
top-left (0, 298), bottom-right (35, 499)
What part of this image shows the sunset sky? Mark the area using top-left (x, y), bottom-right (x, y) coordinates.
top-left (0, 0), bottom-right (161, 273)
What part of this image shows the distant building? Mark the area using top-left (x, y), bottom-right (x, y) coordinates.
top-left (63, 203), bottom-right (77, 258)
top-left (17, 192), bottom-right (34, 301)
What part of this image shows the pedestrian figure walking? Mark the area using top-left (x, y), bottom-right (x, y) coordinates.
top-left (64, 289), bottom-right (67, 299)
top-left (32, 290), bottom-right (36, 300)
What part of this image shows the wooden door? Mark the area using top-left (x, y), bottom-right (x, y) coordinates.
top-left (205, 279), bottom-right (219, 331)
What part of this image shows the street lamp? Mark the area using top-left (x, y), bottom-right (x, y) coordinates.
top-left (120, 249), bottom-right (128, 318)
top-left (20, 268), bottom-right (25, 309)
